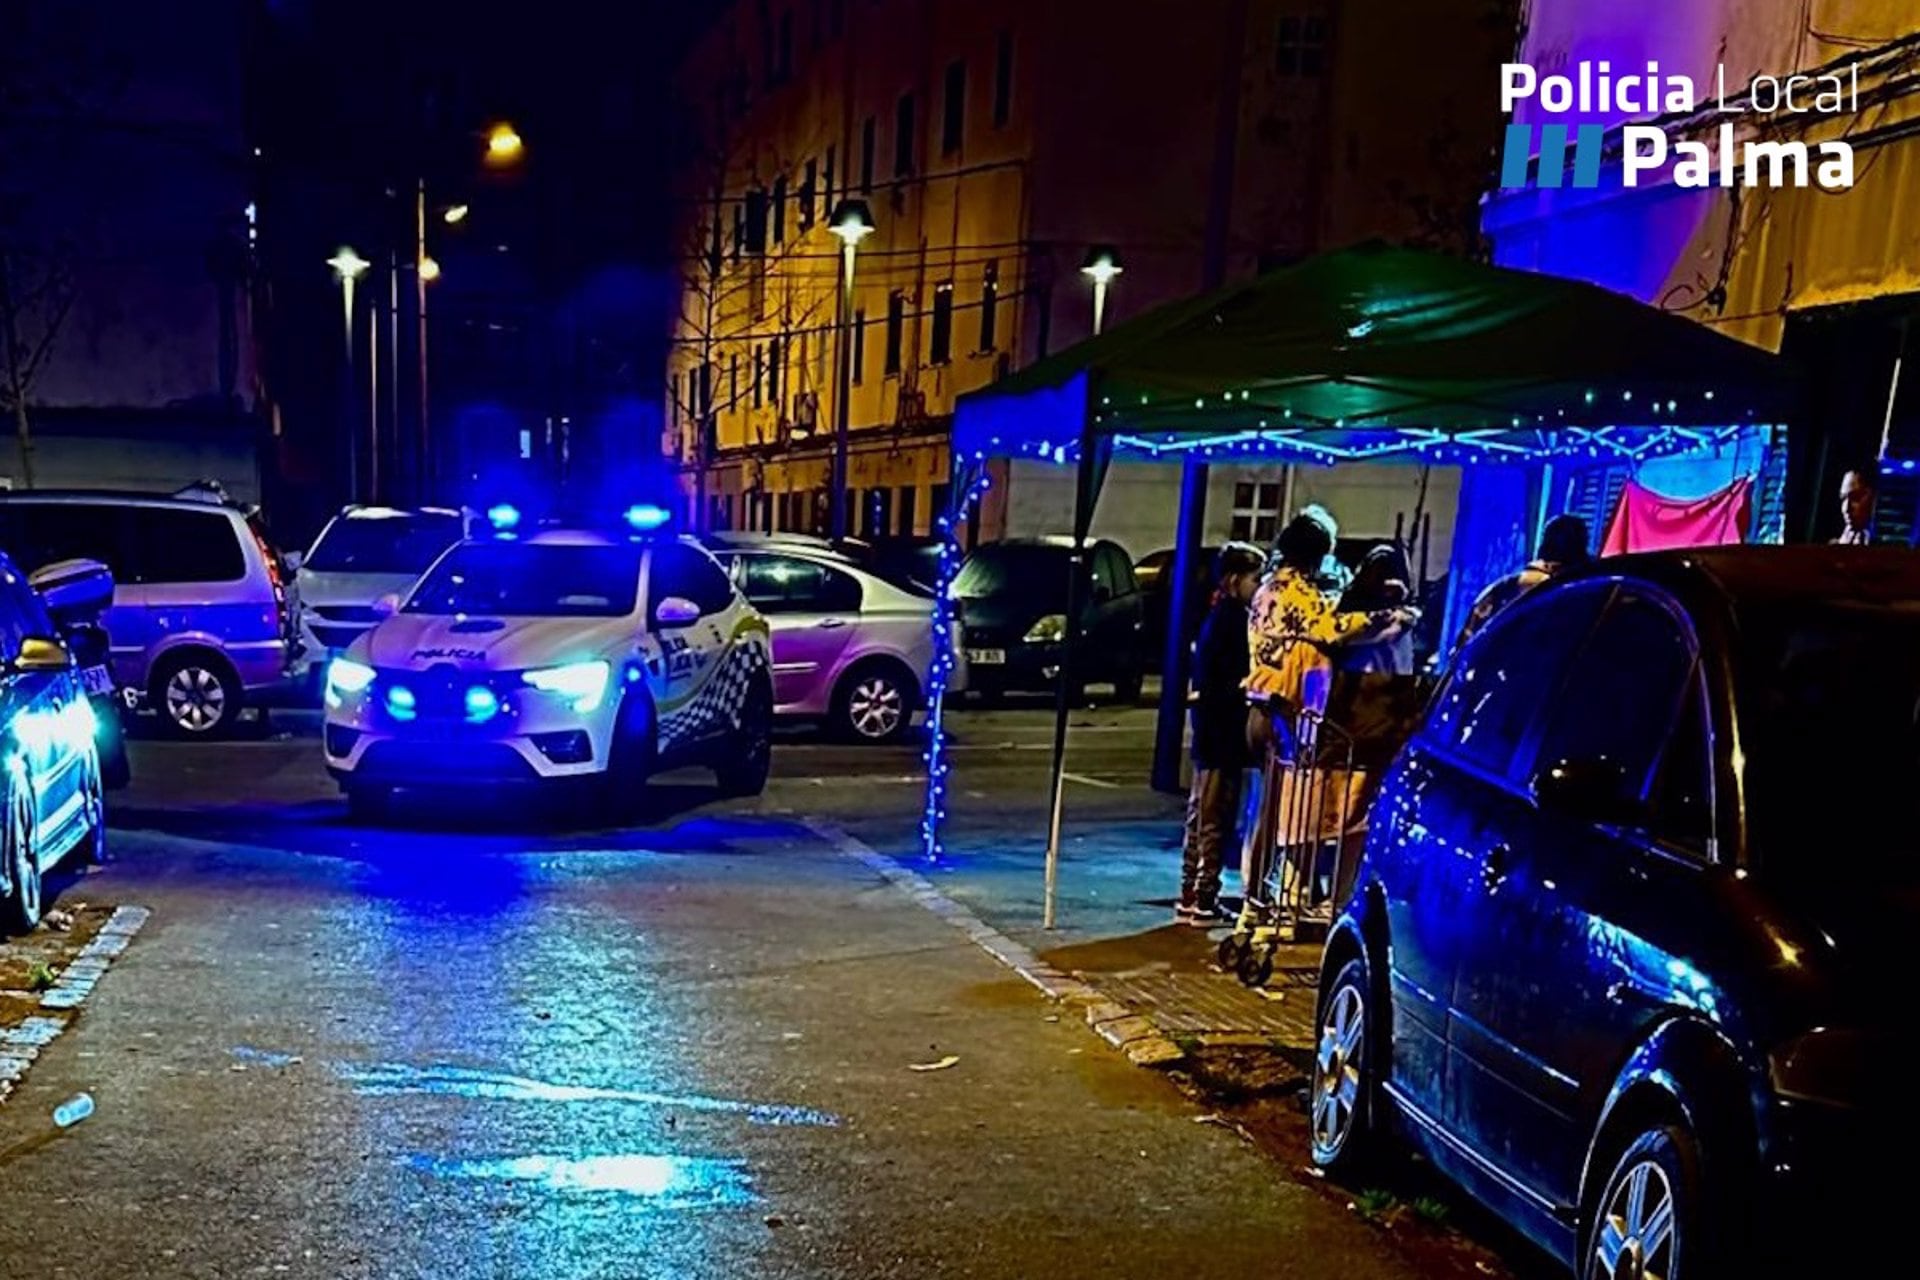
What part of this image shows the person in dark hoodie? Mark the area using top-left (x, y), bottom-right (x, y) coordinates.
top-left (1451, 513), bottom-right (1590, 659)
top-left (1177, 542), bottom-right (1267, 924)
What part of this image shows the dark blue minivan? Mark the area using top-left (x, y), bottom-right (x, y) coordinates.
top-left (1311, 547), bottom-right (1903, 1278)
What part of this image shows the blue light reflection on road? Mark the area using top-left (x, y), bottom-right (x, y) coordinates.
top-left (401, 1153), bottom-right (758, 1207)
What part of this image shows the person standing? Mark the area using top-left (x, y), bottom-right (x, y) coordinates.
top-left (1836, 463), bottom-right (1878, 545)
top-left (1246, 515), bottom-right (1410, 715)
top-left (1451, 513), bottom-right (1590, 657)
top-left (1177, 543), bottom-right (1265, 924)
top-left (1336, 544), bottom-right (1416, 676)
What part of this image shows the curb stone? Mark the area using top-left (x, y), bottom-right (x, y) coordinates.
top-left (807, 822), bottom-right (1188, 1066)
top-left (0, 905), bottom-right (149, 1104)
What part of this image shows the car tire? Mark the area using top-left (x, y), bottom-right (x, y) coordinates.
top-left (78, 751), bottom-right (107, 865)
top-left (1309, 957), bottom-right (1377, 1174)
top-left (715, 674), bottom-right (773, 798)
top-left (1, 784), bottom-right (41, 935)
top-left (601, 689), bottom-right (657, 815)
top-left (151, 652), bottom-right (244, 738)
top-left (1582, 1125), bottom-right (1705, 1280)
top-left (1113, 668), bottom-right (1144, 704)
top-left (833, 661), bottom-right (917, 744)
top-left (346, 785), bottom-right (392, 823)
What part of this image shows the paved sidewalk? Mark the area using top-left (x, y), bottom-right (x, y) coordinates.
top-left (897, 815), bottom-right (1326, 1065)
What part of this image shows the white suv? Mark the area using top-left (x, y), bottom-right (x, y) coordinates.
top-left (322, 526), bottom-right (772, 816)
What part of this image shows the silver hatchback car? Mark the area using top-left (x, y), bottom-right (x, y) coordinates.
top-left (702, 537), bottom-right (944, 742)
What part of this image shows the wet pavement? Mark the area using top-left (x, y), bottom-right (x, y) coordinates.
top-left (0, 708), bottom-right (1436, 1279)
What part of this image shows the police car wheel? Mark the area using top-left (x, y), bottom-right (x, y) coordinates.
top-left (715, 677), bottom-right (773, 798)
top-left (601, 690), bottom-right (656, 814)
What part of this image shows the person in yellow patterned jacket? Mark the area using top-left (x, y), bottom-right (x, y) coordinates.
top-left (1245, 515), bottom-right (1413, 717)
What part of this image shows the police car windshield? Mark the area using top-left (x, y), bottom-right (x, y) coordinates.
top-left (404, 542), bottom-right (641, 618)
top-left (306, 513), bottom-right (463, 575)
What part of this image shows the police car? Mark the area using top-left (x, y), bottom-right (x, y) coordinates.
top-left (321, 505), bottom-right (773, 815)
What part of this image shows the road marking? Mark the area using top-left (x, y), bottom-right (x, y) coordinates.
top-left (806, 821), bottom-right (1185, 1066)
top-left (1061, 772), bottom-right (1121, 790)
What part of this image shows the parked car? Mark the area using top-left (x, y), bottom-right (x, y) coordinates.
top-left (702, 535), bottom-right (941, 742)
top-left (289, 505), bottom-right (472, 688)
top-left (953, 537), bottom-right (1145, 701)
top-left (324, 528), bottom-right (772, 815)
top-left (0, 550), bottom-right (106, 932)
top-left (1133, 544), bottom-right (1220, 673)
top-left (27, 559), bottom-right (129, 789)
top-left (1309, 546), bottom-right (1912, 1277)
top-left (0, 491), bottom-right (291, 736)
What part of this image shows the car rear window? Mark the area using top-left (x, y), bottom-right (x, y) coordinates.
top-left (952, 545), bottom-right (1072, 602)
top-left (305, 513), bottom-right (464, 575)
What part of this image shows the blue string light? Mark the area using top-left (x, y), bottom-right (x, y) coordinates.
top-left (920, 455), bottom-right (993, 862)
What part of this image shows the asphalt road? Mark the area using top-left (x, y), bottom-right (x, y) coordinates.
top-left (0, 706), bottom-right (1426, 1279)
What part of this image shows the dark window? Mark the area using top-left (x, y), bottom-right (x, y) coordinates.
top-left (772, 175), bottom-right (787, 244)
top-left (731, 203), bottom-right (744, 262)
top-left (929, 281), bottom-right (953, 364)
top-left (894, 93), bottom-right (915, 177)
top-left (740, 553), bottom-right (862, 614)
top-left (930, 482), bottom-right (950, 523)
top-left (942, 60), bottom-right (966, 155)
top-left (860, 117), bottom-right (876, 193)
top-left (768, 336), bottom-right (783, 406)
top-left (307, 513), bottom-right (463, 575)
top-left (729, 353), bottom-right (740, 411)
top-left (993, 30), bottom-right (1014, 126)
top-left (650, 542), bottom-right (735, 616)
top-left (863, 487), bottom-right (892, 539)
top-left (851, 307), bottom-right (866, 384)
top-left (753, 345), bottom-right (764, 408)
top-left (823, 145), bottom-right (836, 208)
top-left (1426, 583), bottom-right (1607, 780)
top-left (799, 159), bottom-right (816, 230)
top-left (1091, 545), bottom-right (1121, 598)
top-left (1277, 14), bottom-right (1328, 76)
top-left (744, 188), bottom-right (768, 254)
top-left (706, 216), bottom-right (722, 277)
top-left (897, 485), bottom-right (917, 536)
top-left (978, 263), bottom-right (998, 351)
top-left (1532, 592), bottom-right (1694, 798)
top-left (698, 361), bottom-right (714, 416)
top-left (1651, 683), bottom-right (1712, 852)
top-left (884, 292), bottom-right (905, 374)
top-left (122, 508), bottom-right (246, 584)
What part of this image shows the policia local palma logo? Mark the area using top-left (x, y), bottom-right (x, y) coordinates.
top-left (1499, 60), bottom-right (1856, 190)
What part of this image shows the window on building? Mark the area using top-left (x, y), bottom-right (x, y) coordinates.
top-left (929, 281), bottom-right (953, 364)
top-left (823, 145), bottom-right (836, 209)
top-left (1229, 481), bottom-right (1284, 544)
top-left (860, 116), bottom-right (876, 193)
top-left (978, 263), bottom-right (998, 352)
top-left (863, 487), bottom-right (893, 539)
top-left (731, 203), bottom-right (744, 262)
top-left (885, 291), bottom-right (905, 374)
top-left (729, 353), bottom-right (740, 412)
top-left (894, 93), bottom-right (915, 177)
top-left (897, 485), bottom-right (918, 536)
top-left (769, 336), bottom-right (783, 407)
top-left (753, 345), bottom-right (765, 408)
top-left (772, 175), bottom-right (787, 244)
top-left (800, 159), bottom-right (817, 230)
top-left (993, 30), bottom-right (1014, 127)
top-left (1276, 14), bottom-right (1328, 76)
top-left (744, 188), bottom-right (768, 254)
top-left (851, 307), bottom-right (867, 383)
top-left (942, 60), bottom-right (966, 155)
top-left (706, 217), bottom-right (722, 277)
top-left (699, 361), bottom-right (714, 417)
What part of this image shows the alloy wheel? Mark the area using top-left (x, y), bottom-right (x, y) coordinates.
top-left (1311, 983), bottom-right (1365, 1157)
top-left (848, 675), bottom-right (904, 740)
top-left (165, 666), bottom-right (227, 733)
top-left (6, 788), bottom-right (39, 928)
top-left (1593, 1159), bottom-right (1676, 1280)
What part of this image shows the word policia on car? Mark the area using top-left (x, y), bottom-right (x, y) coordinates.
top-left (1501, 60), bottom-right (1857, 190)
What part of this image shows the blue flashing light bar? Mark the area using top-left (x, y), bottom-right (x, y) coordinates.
top-left (486, 502), bottom-right (522, 531)
top-left (624, 503), bottom-right (672, 532)
top-left (387, 685), bottom-right (418, 722)
top-left (465, 685), bottom-right (500, 724)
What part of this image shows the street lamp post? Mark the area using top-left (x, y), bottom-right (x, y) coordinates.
top-left (327, 247), bottom-right (371, 502)
top-left (827, 199), bottom-right (875, 542)
top-left (1080, 245), bottom-right (1124, 336)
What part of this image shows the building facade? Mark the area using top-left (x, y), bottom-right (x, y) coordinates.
top-left (1484, 0), bottom-right (1920, 541)
top-left (667, 0), bottom-right (1511, 559)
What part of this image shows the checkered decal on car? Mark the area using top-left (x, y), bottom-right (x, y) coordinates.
top-left (657, 640), bottom-right (769, 752)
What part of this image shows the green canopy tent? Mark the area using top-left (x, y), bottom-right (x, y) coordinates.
top-left (920, 243), bottom-right (1797, 921)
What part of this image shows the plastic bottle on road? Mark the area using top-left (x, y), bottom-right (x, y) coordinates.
top-left (52, 1093), bottom-right (93, 1129)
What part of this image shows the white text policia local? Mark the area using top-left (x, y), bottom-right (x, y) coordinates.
top-left (1503, 61), bottom-right (1857, 190)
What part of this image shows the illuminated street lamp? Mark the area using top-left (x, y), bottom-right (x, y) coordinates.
top-left (827, 199), bottom-right (876, 541)
top-left (327, 247), bottom-right (372, 500)
top-left (442, 203), bottom-right (470, 225)
top-left (484, 122), bottom-right (525, 166)
top-left (1080, 244), bottom-right (1124, 335)
top-left (418, 255), bottom-right (442, 283)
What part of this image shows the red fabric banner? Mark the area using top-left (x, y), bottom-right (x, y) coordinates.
top-left (1601, 476), bottom-right (1753, 556)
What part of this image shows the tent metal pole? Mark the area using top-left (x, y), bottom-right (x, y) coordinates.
top-left (1150, 460), bottom-right (1209, 793)
top-left (1043, 390), bottom-right (1101, 929)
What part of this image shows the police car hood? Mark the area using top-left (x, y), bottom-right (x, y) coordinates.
top-left (358, 612), bottom-right (635, 671)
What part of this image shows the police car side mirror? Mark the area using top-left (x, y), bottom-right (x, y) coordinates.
top-left (655, 596), bottom-right (702, 628)
top-left (372, 592), bottom-right (401, 618)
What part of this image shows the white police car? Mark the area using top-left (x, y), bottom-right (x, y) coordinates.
top-left (321, 507), bottom-right (773, 815)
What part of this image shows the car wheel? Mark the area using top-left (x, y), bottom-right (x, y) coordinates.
top-left (835, 663), bottom-right (916, 743)
top-left (1309, 957), bottom-right (1376, 1172)
top-left (602, 690), bottom-right (656, 815)
top-left (1, 784), bottom-right (41, 934)
top-left (1113, 668), bottom-right (1144, 704)
top-left (1583, 1126), bottom-right (1702, 1280)
top-left (78, 751), bottom-right (107, 865)
top-left (715, 675), bottom-right (773, 797)
top-left (152, 653), bottom-right (243, 738)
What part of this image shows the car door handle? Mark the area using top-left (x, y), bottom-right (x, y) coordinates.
top-left (815, 618), bottom-right (848, 630)
top-left (1481, 843), bottom-right (1512, 890)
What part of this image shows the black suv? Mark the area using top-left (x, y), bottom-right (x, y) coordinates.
top-left (1312, 547), bottom-right (1908, 1277)
top-left (954, 538), bottom-right (1145, 702)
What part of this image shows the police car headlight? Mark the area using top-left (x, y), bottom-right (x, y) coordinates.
top-left (325, 657), bottom-right (376, 708)
top-left (523, 660), bottom-right (611, 713)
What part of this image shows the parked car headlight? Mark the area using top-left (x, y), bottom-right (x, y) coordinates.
top-left (1024, 614), bottom-right (1068, 644)
top-left (325, 657), bottom-right (376, 708)
top-left (524, 660), bottom-right (611, 713)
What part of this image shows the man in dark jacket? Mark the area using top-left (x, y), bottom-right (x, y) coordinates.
top-left (1178, 542), bottom-right (1266, 924)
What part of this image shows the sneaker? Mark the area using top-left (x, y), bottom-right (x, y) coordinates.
top-left (1174, 902), bottom-right (1200, 924)
top-left (1184, 902), bottom-right (1226, 927)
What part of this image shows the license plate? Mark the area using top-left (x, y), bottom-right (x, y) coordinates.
top-left (79, 665), bottom-right (115, 697)
top-left (965, 648), bottom-right (1006, 665)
